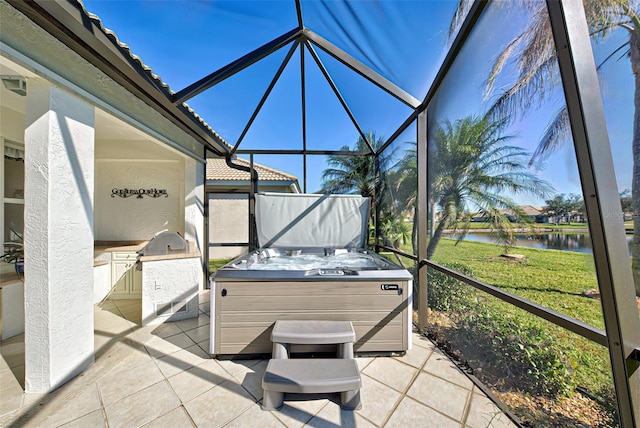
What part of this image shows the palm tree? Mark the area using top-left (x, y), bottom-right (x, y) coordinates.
top-left (321, 131), bottom-right (397, 215)
top-left (450, 1), bottom-right (640, 295)
top-left (321, 131), bottom-right (407, 248)
top-left (426, 115), bottom-right (553, 258)
top-left (321, 132), bottom-right (379, 201)
top-left (393, 144), bottom-right (419, 253)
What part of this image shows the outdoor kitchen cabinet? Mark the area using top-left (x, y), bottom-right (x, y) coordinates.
top-left (110, 251), bottom-right (142, 298)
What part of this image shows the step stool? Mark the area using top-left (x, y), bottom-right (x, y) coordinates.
top-left (270, 320), bottom-right (356, 359)
top-left (262, 358), bottom-right (362, 410)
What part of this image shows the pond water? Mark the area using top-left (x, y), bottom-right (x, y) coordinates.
top-left (448, 232), bottom-right (633, 254)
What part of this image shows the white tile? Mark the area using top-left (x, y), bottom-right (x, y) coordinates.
top-left (266, 394), bottom-right (329, 427)
top-left (127, 322), bottom-right (183, 344)
top-left (39, 384), bottom-right (102, 427)
top-left (362, 357), bottom-right (418, 392)
top-left (59, 409), bottom-right (106, 428)
top-left (174, 314), bottom-right (210, 333)
top-left (184, 324), bottom-right (210, 344)
top-left (98, 340), bottom-right (153, 377)
top-left (225, 403), bottom-right (285, 427)
top-left (305, 400), bottom-right (376, 428)
top-left (168, 359), bottom-right (232, 403)
top-left (198, 302), bottom-right (210, 314)
top-left (97, 360), bottom-right (164, 405)
top-left (407, 371), bottom-right (470, 421)
top-left (386, 396), bottom-right (460, 428)
top-left (355, 375), bottom-right (402, 426)
top-left (104, 381), bottom-right (180, 428)
top-left (0, 370), bottom-right (23, 417)
top-left (143, 406), bottom-right (194, 427)
top-left (230, 360), bottom-right (268, 401)
top-left (155, 344), bottom-right (211, 378)
top-left (423, 350), bottom-right (474, 390)
top-left (354, 357), bottom-right (374, 371)
top-left (394, 343), bottom-right (432, 369)
top-left (465, 392), bottom-right (517, 428)
top-left (145, 332), bottom-right (197, 359)
top-left (217, 358), bottom-right (263, 377)
top-left (184, 379), bottom-right (255, 426)
top-left (412, 333), bottom-right (437, 351)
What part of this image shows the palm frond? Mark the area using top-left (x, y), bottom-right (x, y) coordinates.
top-left (529, 106), bottom-right (571, 167)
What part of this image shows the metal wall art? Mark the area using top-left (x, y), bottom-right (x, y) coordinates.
top-left (111, 188), bottom-right (168, 199)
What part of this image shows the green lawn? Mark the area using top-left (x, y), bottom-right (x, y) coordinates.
top-left (400, 238), bottom-right (613, 394)
top-left (209, 258), bottom-right (233, 274)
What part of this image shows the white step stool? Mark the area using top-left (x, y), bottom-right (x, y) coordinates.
top-left (270, 320), bottom-right (356, 359)
top-left (262, 358), bottom-right (362, 410)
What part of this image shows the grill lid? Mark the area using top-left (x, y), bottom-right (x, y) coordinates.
top-left (139, 231), bottom-right (186, 256)
top-left (255, 193), bottom-right (370, 248)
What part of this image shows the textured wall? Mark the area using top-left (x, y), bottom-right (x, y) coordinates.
top-left (0, 106), bottom-right (25, 142)
top-left (141, 257), bottom-right (201, 326)
top-left (95, 160), bottom-right (183, 240)
top-left (24, 79), bottom-right (95, 392)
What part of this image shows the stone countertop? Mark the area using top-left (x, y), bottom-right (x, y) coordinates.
top-left (94, 241), bottom-right (147, 252)
top-left (94, 240), bottom-right (200, 262)
top-left (0, 272), bottom-right (22, 286)
top-left (139, 241), bottom-right (201, 262)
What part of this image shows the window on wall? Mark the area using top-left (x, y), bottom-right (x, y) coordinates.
top-left (2, 138), bottom-right (25, 275)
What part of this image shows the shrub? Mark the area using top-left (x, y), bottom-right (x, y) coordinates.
top-left (456, 305), bottom-right (574, 396)
top-left (427, 263), bottom-right (476, 313)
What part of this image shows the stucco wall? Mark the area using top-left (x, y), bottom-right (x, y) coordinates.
top-left (95, 160), bottom-right (184, 240)
top-left (141, 257), bottom-right (201, 326)
top-left (0, 106), bottom-right (25, 142)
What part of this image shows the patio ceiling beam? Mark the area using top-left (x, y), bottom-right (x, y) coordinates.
top-left (172, 28), bottom-right (302, 105)
top-left (230, 40), bottom-right (300, 156)
top-left (304, 40), bottom-right (374, 154)
top-left (7, 0), bottom-right (230, 155)
top-left (303, 29), bottom-right (421, 110)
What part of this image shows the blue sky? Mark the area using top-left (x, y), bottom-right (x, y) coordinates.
top-left (82, 0), bottom-right (634, 205)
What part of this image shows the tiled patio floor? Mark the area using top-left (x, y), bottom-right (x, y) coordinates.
top-left (0, 291), bottom-right (517, 427)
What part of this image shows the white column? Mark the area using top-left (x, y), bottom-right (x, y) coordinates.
top-left (184, 158), bottom-right (205, 288)
top-left (24, 78), bottom-right (95, 392)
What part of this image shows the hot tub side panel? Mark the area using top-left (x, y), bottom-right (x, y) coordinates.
top-left (212, 280), bottom-right (410, 356)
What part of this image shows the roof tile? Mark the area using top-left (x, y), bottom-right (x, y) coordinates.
top-left (206, 158), bottom-right (298, 182)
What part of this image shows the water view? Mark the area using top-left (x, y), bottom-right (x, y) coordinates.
top-left (448, 232), bottom-right (633, 254)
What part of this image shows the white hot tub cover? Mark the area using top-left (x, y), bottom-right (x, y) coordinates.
top-left (255, 193), bottom-right (370, 248)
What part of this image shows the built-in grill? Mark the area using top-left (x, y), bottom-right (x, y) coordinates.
top-left (138, 231), bottom-right (188, 257)
top-left (211, 193), bottom-right (413, 357)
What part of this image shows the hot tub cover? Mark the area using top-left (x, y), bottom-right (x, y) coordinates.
top-left (255, 193), bottom-right (370, 248)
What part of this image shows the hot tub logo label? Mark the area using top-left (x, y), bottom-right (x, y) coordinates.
top-left (111, 188), bottom-right (168, 199)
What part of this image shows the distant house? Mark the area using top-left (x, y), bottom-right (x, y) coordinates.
top-left (206, 157), bottom-right (300, 260)
top-left (518, 205), bottom-right (549, 223)
top-left (471, 206), bottom-right (549, 223)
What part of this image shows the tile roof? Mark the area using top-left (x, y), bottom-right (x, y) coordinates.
top-left (206, 157), bottom-right (298, 182)
top-left (76, 1), bottom-right (231, 150)
top-left (519, 205), bottom-right (544, 216)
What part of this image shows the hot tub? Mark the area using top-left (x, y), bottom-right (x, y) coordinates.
top-left (210, 193), bottom-right (413, 357)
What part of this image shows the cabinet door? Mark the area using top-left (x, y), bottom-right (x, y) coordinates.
top-left (130, 264), bottom-right (142, 295)
top-left (111, 260), bottom-right (131, 295)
